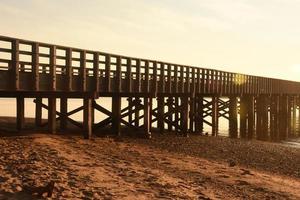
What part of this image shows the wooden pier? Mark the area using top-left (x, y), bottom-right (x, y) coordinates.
top-left (1, 35), bottom-right (300, 140)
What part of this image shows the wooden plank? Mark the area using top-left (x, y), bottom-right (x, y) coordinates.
top-left (50, 46), bottom-right (56, 91)
top-left (11, 39), bottom-right (19, 90)
top-left (32, 43), bottom-right (39, 91)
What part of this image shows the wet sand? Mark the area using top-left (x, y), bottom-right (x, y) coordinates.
top-left (0, 119), bottom-right (299, 199)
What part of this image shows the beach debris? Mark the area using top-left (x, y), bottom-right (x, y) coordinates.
top-left (228, 159), bottom-right (236, 167)
top-left (24, 180), bottom-right (55, 197)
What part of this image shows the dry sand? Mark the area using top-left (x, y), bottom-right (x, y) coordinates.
top-left (0, 120), bottom-right (299, 199)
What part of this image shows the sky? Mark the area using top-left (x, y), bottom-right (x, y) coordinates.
top-left (1, 0), bottom-right (300, 81)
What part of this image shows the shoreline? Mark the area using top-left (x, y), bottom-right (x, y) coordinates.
top-left (0, 117), bottom-right (299, 199)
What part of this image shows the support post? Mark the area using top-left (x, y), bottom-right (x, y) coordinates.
top-left (211, 96), bottom-right (219, 136)
top-left (112, 96), bottom-right (121, 136)
top-left (60, 97), bottom-right (68, 130)
top-left (247, 96), bottom-right (255, 139)
top-left (16, 96), bottom-right (25, 131)
top-left (239, 96), bottom-right (247, 138)
top-left (134, 98), bottom-right (140, 128)
top-left (143, 97), bottom-right (151, 138)
top-left (181, 96), bottom-right (189, 137)
top-left (279, 95), bottom-right (288, 140)
top-left (83, 98), bottom-right (92, 139)
top-left (157, 96), bottom-right (164, 134)
top-left (35, 97), bottom-right (42, 127)
top-left (167, 97), bottom-right (173, 131)
top-left (48, 97), bottom-right (56, 134)
top-left (229, 96), bottom-right (238, 138)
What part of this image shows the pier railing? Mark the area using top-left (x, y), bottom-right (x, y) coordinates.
top-left (0, 35), bottom-right (299, 96)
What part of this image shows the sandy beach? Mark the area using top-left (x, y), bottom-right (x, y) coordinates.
top-left (0, 119), bottom-right (299, 199)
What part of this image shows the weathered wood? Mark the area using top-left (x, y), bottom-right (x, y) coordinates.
top-left (143, 97), bottom-right (151, 138)
top-left (112, 96), bottom-right (121, 136)
top-left (66, 48), bottom-right (72, 91)
top-left (279, 95), bottom-right (288, 140)
top-left (134, 98), bottom-right (140, 127)
top-left (211, 97), bottom-right (219, 136)
top-left (93, 52), bottom-right (100, 92)
top-left (16, 96), bottom-right (25, 131)
top-left (11, 40), bottom-right (20, 90)
top-left (60, 97), bottom-right (67, 130)
top-left (181, 96), bottom-right (189, 137)
top-left (105, 54), bottom-right (111, 92)
top-left (80, 50), bottom-right (87, 91)
top-left (32, 43), bottom-right (39, 91)
top-left (229, 96), bottom-right (238, 138)
top-left (126, 58), bottom-right (132, 93)
top-left (83, 98), bottom-right (92, 139)
top-left (50, 46), bottom-right (56, 91)
top-left (247, 96), bottom-right (255, 139)
top-left (48, 97), bottom-right (56, 134)
top-left (35, 98), bottom-right (42, 127)
top-left (157, 96), bottom-right (164, 134)
top-left (115, 56), bottom-right (122, 92)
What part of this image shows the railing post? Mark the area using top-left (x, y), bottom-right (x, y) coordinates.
top-left (32, 43), bottom-right (39, 91)
top-left (11, 39), bottom-right (19, 90)
top-left (50, 46), bottom-right (56, 91)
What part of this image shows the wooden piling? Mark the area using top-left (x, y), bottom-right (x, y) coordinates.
top-left (279, 95), bottom-right (288, 140)
top-left (157, 96), bottom-right (164, 134)
top-left (83, 98), bottom-right (92, 139)
top-left (48, 97), bottom-right (56, 134)
top-left (16, 96), bottom-right (25, 131)
top-left (239, 96), bottom-right (247, 138)
top-left (112, 96), bottom-right (121, 136)
top-left (60, 97), bottom-right (68, 130)
top-left (35, 98), bottom-right (42, 127)
top-left (247, 96), bottom-right (255, 139)
top-left (229, 96), bottom-right (238, 138)
top-left (143, 97), bottom-right (151, 138)
top-left (181, 96), bottom-right (189, 137)
top-left (211, 96), bottom-right (219, 136)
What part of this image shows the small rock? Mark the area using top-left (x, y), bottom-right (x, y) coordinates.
top-left (228, 159), bottom-right (236, 167)
top-left (15, 185), bottom-right (23, 192)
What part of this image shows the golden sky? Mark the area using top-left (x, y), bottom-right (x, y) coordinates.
top-left (1, 0), bottom-right (300, 81)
